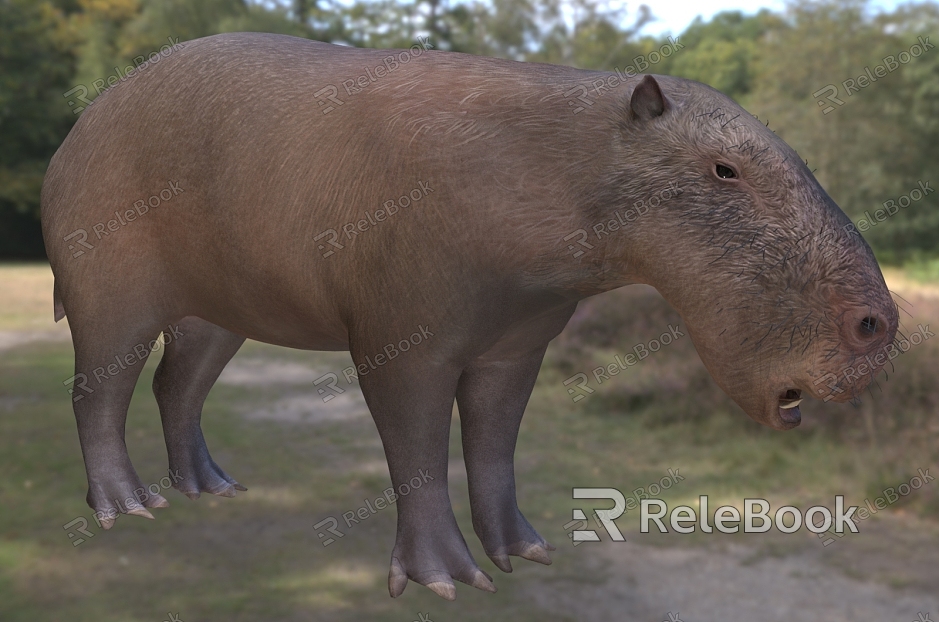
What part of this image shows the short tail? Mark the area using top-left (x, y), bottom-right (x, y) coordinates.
top-left (54, 279), bottom-right (65, 322)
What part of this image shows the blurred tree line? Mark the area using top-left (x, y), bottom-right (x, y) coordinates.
top-left (1, 0), bottom-right (936, 261)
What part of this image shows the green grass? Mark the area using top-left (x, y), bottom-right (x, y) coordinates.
top-left (2, 264), bottom-right (939, 619)
top-left (903, 255), bottom-right (939, 283)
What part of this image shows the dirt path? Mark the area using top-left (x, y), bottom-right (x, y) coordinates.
top-left (531, 538), bottom-right (938, 621)
top-left (6, 264), bottom-right (936, 621)
top-left (217, 355), bottom-right (939, 622)
top-left (0, 328), bottom-right (70, 352)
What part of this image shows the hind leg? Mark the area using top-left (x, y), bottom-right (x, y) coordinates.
top-left (68, 313), bottom-right (172, 529)
top-left (152, 316), bottom-right (246, 499)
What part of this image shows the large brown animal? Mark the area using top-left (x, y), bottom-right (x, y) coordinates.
top-left (42, 32), bottom-right (898, 600)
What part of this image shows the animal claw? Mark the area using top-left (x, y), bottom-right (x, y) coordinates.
top-left (489, 554), bottom-right (513, 573)
top-left (426, 581), bottom-right (457, 601)
top-left (126, 505), bottom-right (155, 520)
top-left (518, 543), bottom-right (552, 566)
top-left (388, 557), bottom-right (409, 598)
top-left (467, 569), bottom-right (497, 593)
top-left (211, 484), bottom-right (238, 498)
top-left (145, 493), bottom-right (170, 508)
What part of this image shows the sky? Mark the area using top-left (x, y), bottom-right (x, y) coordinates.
top-left (635, 0), bottom-right (911, 35)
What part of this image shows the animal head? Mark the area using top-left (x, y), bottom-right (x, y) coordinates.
top-left (599, 75), bottom-right (899, 429)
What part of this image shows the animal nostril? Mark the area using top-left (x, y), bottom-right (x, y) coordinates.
top-left (859, 316), bottom-right (879, 337)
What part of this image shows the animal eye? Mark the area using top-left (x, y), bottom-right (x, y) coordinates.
top-left (716, 164), bottom-right (737, 179)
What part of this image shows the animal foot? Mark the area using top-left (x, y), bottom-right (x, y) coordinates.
top-left (170, 447), bottom-right (246, 500)
top-left (388, 524), bottom-right (497, 600)
top-left (86, 468), bottom-right (170, 530)
top-left (476, 508), bottom-right (555, 573)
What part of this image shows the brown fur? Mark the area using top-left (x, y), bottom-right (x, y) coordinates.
top-left (41, 32), bottom-right (898, 599)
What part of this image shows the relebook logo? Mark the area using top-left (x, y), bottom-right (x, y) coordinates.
top-left (569, 488), bottom-right (863, 541)
top-left (639, 496), bottom-right (858, 534)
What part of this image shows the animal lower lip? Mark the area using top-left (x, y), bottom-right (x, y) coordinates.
top-left (778, 405), bottom-right (801, 424)
top-left (778, 389), bottom-right (802, 424)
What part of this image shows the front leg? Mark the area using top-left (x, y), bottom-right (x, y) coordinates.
top-left (355, 339), bottom-right (496, 600)
top-left (455, 302), bottom-right (576, 572)
top-left (456, 345), bottom-right (556, 573)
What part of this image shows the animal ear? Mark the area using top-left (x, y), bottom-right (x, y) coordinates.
top-left (630, 75), bottom-right (667, 121)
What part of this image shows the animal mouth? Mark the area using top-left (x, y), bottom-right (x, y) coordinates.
top-left (777, 388), bottom-right (803, 425)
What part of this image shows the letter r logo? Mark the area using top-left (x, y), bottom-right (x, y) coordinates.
top-left (567, 509), bottom-right (599, 543)
top-left (812, 372), bottom-right (843, 402)
top-left (63, 85), bottom-right (93, 114)
top-left (313, 85), bottom-right (344, 114)
top-left (563, 85), bottom-right (594, 114)
top-left (313, 373), bottom-right (344, 402)
top-left (313, 229), bottom-right (345, 258)
top-left (563, 229), bottom-right (595, 259)
top-left (563, 373), bottom-right (594, 402)
top-left (313, 516), bottom-right (345, 546)
top-left (572, 487), bottom-right (627, 541)
top-left (812, 84), bottom-right (844, 114)
top-left (63, 517), bottom-right (95, 546)
top-left (64, 373), bottom-right (94, 402)
top-left (64, 229), bottom-right (94, 258)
